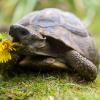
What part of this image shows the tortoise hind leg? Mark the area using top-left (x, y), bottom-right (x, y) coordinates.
top-left (65, 50), bottom-right (97, 81)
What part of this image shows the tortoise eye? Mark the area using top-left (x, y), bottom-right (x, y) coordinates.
top-left (19, 30), bottom-right (29, 36)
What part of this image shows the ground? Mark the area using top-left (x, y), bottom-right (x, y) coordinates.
top-left (0, 67), bottom-right (100, 100)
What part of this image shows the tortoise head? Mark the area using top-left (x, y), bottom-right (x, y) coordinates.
top-left (9, 24), bottom-right (46, 55)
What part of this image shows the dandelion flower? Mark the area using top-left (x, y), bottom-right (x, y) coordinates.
top-left (0, 33), bottom-right (19, 63)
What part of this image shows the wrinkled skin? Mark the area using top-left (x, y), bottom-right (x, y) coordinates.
top-left (9, 8), bottom-right (99, 81)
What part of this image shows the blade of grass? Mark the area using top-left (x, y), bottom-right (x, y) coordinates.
top-left (12, 0), bottom-right (38, 23)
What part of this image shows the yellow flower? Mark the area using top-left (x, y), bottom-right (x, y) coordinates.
top-left (0, 33), bottom-right (19, 63)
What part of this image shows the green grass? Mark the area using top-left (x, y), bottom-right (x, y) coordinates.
top-left (0, 69), bottom-right (100, 100)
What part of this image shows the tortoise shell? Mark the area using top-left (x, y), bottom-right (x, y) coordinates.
top-left (9, 8), bottom-right (99, 66)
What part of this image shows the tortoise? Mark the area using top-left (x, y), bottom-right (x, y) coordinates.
top-left (9, 8), bottom-right (99, 81)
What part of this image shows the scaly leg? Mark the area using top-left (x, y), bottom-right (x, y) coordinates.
top-left (65, 50), bottom-right (97, 81)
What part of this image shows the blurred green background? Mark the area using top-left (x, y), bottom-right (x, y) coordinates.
top-left (0, 0), bottom-right (100, 50)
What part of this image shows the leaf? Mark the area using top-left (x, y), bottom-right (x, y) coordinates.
top-left (67, 0), bottom-right (76, 10)
top-left (81, 0), bottom-right (100, 27)
top-left (12, 0), bottom-right (38, 23)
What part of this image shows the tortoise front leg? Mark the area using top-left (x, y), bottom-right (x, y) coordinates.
top-left (65, 50), bottom-right (97, 81)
